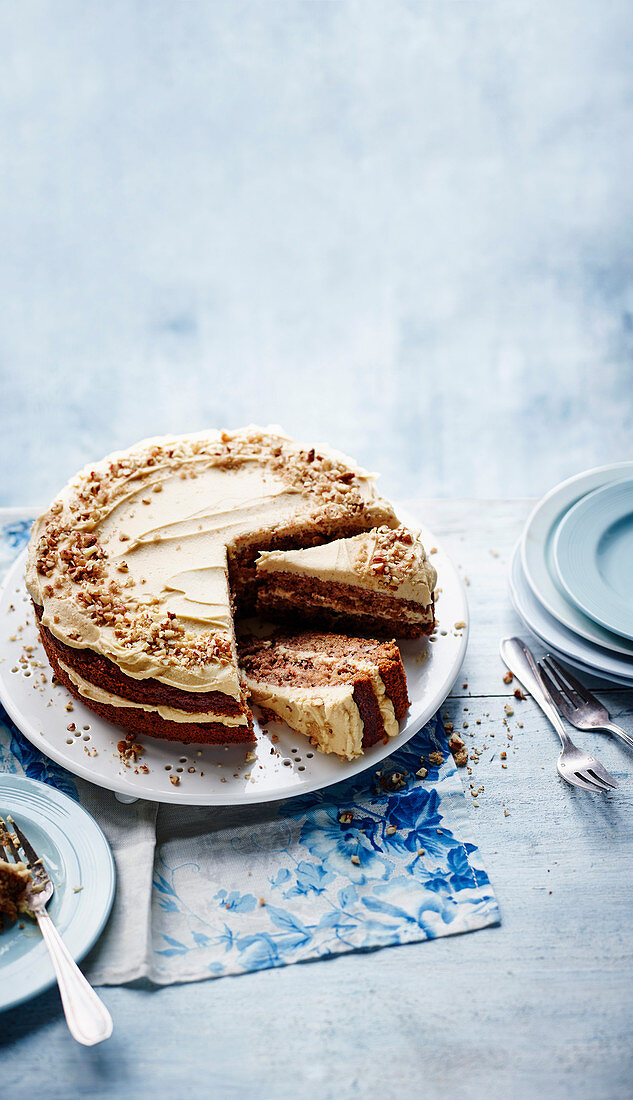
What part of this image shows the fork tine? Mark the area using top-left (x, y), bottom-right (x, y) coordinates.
top-left (561, 770), bottom-right (604, 792)
top-left (541, 657), bottom-right (578, 709)
top-left (7, 816), bottom-right (40, 866)
top-left (585, 762), bottom-right (618, 789)
top-left (0, 815), bottom-right (22, 862)
top-left (538, 665), bottom-right (571, 712)
top-left (543, 655), bottom-right (593, 707)
top-left (577, 770), bottom-right (613, 792)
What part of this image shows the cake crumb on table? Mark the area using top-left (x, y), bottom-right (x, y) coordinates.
top-left (448, 733), bottom-right (469, 767)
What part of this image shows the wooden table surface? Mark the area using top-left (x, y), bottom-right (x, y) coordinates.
top-left (3, 500), bottom-right (632, 1100)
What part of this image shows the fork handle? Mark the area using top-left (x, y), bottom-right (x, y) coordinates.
top-left (35, 907), bottom-right (113, 1045)
top-left (602, 722), bottom-right (633, 752)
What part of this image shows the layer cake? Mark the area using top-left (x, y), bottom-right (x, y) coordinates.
top-left (26, 428), bottom-right (399, 745)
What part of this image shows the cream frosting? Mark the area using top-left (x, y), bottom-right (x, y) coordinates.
top-left (242, 640), bottom-right (400, 759)
top-left (26, 428), bottom-right (396, 704)
top-left (245, 679), bottom-right (366, 760)
top-left (59, 661), bottom-right (250, 726)
top-left (269, 643), bottom-right (400, 741)
top-left (256, 526), bottom-right (436, 609)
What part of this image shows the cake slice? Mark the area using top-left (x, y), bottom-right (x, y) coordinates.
top-left (0, 859), bottom-right (31, 932)
top-left (255, 526), bottom-right (437, 638)
top-left (238, 631), bottom-right (409, 760)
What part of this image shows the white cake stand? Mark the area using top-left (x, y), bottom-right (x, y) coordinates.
top-left (0, 517), bottom-right (468, 806)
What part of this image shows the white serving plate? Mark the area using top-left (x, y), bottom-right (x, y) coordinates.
top-left (0, 515), bottom-right (468, 806)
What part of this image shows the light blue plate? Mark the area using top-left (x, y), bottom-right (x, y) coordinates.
top-left (0, 775), bottom-right (115, 1012)
top-left (521, 463), bottom-right (633, 657)
top-left (509, 542), bottom-right (633, 685)
top-left (554, 479), bottom-right (633, 642)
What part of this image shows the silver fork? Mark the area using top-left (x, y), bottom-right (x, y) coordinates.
top-left (500, 637), bottom-right (618, 792)
top-left (0, 815), bottom-right (113, 1045)
top-left (539, 655), bottom-right (633, 752)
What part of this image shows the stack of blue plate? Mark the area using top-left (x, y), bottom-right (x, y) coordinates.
top-left (510, 463), bottom-right (633, 685)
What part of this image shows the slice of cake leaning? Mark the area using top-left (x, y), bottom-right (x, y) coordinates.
top-left (238, 631), bottom-right (409, 760)
top-left (255, 526), bottom-right (437, 638)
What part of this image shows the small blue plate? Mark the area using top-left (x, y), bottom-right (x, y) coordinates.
top-left (553, 478), bottom-right (633, 642)
top-left (0, 775), bottom-right (115, 1012)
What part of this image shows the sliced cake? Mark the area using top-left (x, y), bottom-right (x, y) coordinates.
top-left (26, 428), bottom-right (397, 745)
top-left (238, 630), bottom-right (410, 760)
top-left (255, 525), bottom-right (437, 638)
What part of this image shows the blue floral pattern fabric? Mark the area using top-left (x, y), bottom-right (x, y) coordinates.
top-left (0, 511), bottom-right (499, 985)
top-left (149, 717), bottom-right (499, 981)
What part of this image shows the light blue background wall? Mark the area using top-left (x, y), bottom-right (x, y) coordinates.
top-left (2, 1), bottom-right (632, 507)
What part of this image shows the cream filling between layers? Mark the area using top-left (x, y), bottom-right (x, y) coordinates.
top-left (261, 580), bottom-right (431, 622)
top-left (59, 661), bottom-right (250, 726)
top-left (256, 530), bottom-right (436, 606)
top-left (244, 679), bottom-right (365, 760)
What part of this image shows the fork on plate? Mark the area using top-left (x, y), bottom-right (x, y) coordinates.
top-left (539, 655), bottom-right (633, 752)
top-left (0, 815), bottom-right (113, 1045)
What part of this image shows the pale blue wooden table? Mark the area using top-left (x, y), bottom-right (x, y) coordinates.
top-left (2, 500), bottom-right (632, 1099)
top-left (2, 2), bottom-right (633, 1095)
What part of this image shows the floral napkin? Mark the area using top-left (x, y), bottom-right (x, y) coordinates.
top-left (0, 511), bottom-right (499, 985)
